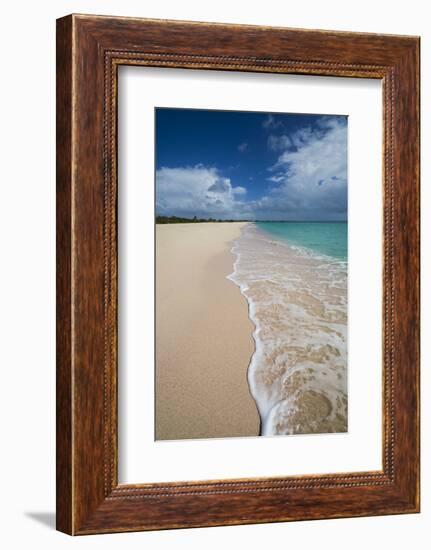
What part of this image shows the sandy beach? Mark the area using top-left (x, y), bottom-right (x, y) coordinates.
top-left (155, 222), bottom-right (260, 440)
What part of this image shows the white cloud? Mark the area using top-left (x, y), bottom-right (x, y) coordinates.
top-left (262, 114), bottom-right (283, 130)
top-left (259, 116), bottom-right (347, 220)
top-left (237, 142), bottom-right (248, 152)
top-left (155, 116), bottom-right (347, 221)
top-left (268, 134), bottom-right (292, 151)
top-left (267, 174), bottom-right (285, 183)
top-left (156, 165), bottom-right (250, 219)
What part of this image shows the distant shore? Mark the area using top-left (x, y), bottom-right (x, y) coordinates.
top-left (156, 215), bottom-right (251, 224)
top-left (155, 222), bottom-right (260, 440)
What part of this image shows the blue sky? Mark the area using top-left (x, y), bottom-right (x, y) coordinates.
top-left (155, 108), bottom-right (347, 221)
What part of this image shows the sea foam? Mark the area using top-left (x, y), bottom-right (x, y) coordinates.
top-left (227, 223), bottom-right (347, 436)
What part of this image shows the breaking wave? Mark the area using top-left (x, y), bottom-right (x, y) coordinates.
top-left (227, 223), bottom-right (348, 436)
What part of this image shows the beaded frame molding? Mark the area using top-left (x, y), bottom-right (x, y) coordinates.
top-left (56, 14), bottom-right (420, 535)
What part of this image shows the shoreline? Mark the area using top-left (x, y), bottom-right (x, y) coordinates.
top-left (229, 223), bottom-right (348, 436)
top-left (155, 222), bottom-right (260, 440)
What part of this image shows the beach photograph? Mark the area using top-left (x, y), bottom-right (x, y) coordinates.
top-left (155, 108), bottom-right (348, 441)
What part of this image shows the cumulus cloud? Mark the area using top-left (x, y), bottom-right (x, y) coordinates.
top-left (156, 165), bottom-right (250, 219)
top-left (207, 179), bottom-right (230, 193)
top-left (262, 114), bottom-right (283, 130)
top-left (156, 116), bottom-right (347, 221)
top-left (258, 116), bottom-right (347, 220)
top-left (267, 134), bottom-right (292, 151)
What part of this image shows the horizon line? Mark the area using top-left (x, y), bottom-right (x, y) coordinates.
top-left (155, 215), bottom-right (347, 223)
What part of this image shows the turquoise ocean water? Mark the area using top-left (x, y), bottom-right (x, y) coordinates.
top-left (256, 221), bottom-right (347, 261)
top-left (228, 221), bottom-right (348, 436)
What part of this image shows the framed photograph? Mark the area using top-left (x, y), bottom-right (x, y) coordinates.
top-left (56, 14), bottom-right (420, 535)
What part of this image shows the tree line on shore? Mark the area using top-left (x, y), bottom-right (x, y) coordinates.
top-left (156, 215), bottom-right (250, 224)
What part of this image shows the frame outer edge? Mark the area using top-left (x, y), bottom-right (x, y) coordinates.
top-left (56, 14), bottom-right (421, 535)
top-left (393, 38), bottom-right (420, 510)
top-left (56, 14), bottom-right (74, 535)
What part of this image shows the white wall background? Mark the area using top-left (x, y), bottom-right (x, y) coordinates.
top-left (0, 0), bottom-right (427, 548)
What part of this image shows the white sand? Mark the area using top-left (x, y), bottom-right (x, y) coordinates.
top-left (155, 222), bottom-right (260, 440)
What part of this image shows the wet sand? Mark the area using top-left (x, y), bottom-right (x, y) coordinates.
top-left (155, 222), bottom-right (260, 440)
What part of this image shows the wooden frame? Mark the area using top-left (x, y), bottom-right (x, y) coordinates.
top-left (56, 14), bottom-right (420, 535)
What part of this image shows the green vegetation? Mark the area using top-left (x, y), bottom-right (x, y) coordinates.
top-left (156, 215), bottom-right (249, 224)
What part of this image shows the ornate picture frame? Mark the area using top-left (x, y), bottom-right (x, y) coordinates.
top-left (56, 14), bottom-right (420, 534)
